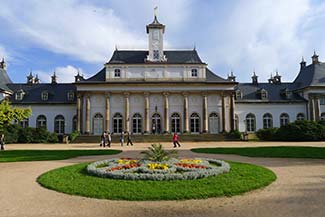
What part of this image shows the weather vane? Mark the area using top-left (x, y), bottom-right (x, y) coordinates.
top-left (154, 6), bottom-right (158, 17)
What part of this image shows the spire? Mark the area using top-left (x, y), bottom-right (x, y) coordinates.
top-left (27, 70), bottom-right (34, 84)
top-left (252, 69), bottom-right (258, 85)
top-left (34, 74), bottom-right (40, 84)
top-left (51, 71), bottom-right (57, 84)
top-left (268, 73), bottom-right (273, 84)
top-left (300, 56), bottom-right (306, 69)
top-left (0, 57), bottom-right (7, 70)
top-left (312, 50), bottom-right (319, 64)
top-left (75, 69), bottom-right (84, 82)
top-left (146, 7), bottom-right (165, 33)
top-left (273, 69), bottom-right (282, 84)
top-left (227, 70), bottom-right (236, 82)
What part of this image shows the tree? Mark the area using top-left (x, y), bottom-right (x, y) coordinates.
top-left (0, 100), bottom-right (31, 131)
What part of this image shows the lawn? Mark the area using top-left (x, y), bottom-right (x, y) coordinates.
top-left (0, 150), bottom-right (121, 162)
top-left (37, 161), bottom-right (276, 201)
top-left (191, 146), bottom-right (325, 159)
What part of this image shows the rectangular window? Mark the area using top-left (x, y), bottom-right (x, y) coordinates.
top-left (153, 50), bottom-right (159, 60)
top-left (320, 96), bottom-right (325, 105)
top-left (114, 69), bottom-right (121, 77)
top-left (67, 92), bottom-right (74, 101)
top-left (191, 69), bottom-right (198, 77)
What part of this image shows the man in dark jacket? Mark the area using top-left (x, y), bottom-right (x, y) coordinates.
top-left (0, 133), bottom-right (5, 151)
top-left (126, 132), bottom-right (133, 146)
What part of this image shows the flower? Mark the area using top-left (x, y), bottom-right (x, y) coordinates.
top-left (117, 159), bottom-right (138, 165)
top-left (147, 163), bottom-right (169, 170)
top-left (180, 159), bottom-right (202, 164)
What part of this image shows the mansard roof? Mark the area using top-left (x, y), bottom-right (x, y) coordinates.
top-left (7, 83), bottom-right (76, 104)
top-left (293, 62), bottom-right (325, 89)
top-left (236, 83), bottom-right (306, 103)
top-left (107, 50), bottom-right (205, 64)
top-left (0, 68), bottom-right (12, 92)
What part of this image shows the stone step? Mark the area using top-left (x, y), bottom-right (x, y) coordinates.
top-left (72, 133), bottom-right (226, 143)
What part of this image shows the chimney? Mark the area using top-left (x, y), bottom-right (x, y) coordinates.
top-left (273, 70), bottom-right (281, 84)
top-left (312, 51), bottom-right (319, 64)
top-left (26, 71), bottom-right (34, 84)
top-left (74, 70), bottom-right (84, 82)
top-left (300, 56), bottom-right (306, 69)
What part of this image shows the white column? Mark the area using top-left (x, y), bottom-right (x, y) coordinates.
top-left (144, 92), bottom-right (150, 134)
top-left (164, 92), bottom-right (169, 133)
top-left (124, 92), bottom-right (130, 132)
top-left (183, 92), bottom-right (189, 133)
top-left (105, 92), bottom-right (110, 132)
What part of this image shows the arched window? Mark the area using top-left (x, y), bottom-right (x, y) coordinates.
top-left (190, 113), bottom-right (200, 133)
top-left (296, 113), bottom-right (305, 121)
top-left (171, 113), bottom-right (181, 133)
top-left (246, 113), bottom-right (256, 132)
top-left (113, 113), bottom-right (123, 133)
top-left (152, 113), bottom-right (161, 134)
top-left (320, 113), bottom-right (325, 121)
top-left (19, 118), bottom-right (29, 128)
top-left (280, 113), bottom-right (289, 126)
top-left (36, 115), bottom-right (47, 129)
top-left (263, 113), bottom-right (273, 129)
top-left (209, 112), bottom-right (219, 134)
top-left (72, 115), bottom-right (77, 131)
top-left (132, 113), bottom-right (142, 134)
top-left (54, 115), bottom-right (65, 134)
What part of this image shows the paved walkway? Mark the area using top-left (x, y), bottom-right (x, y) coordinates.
top-left (1, 141), bottom-right (325, 217)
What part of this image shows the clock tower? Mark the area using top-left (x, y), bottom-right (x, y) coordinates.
top-left (146, 10), bottom-right (166, 62)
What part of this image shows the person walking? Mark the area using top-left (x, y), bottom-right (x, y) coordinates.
top-left (0, 133), bottom-right (5, 151)
top-left (106, 132), bottom-right (111, 148)
top-left (100, 131), bottom-right (106, 147)
top-left (120, 131), bottom-right (124, 147)
top-left (172, 132), bottom-right (181, 148)
top-left (126, 132), bottom-right (133, 146)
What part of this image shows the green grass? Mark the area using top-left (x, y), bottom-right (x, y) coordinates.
top-left (0, 150), bottom-right (121, 162)
top-left (37, 161), bottom-right (276, 201)
top-left (192, 146), bottom-right (325, 159)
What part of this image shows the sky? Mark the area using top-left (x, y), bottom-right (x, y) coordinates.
top-left (0, 0), bottom-right (325, 83)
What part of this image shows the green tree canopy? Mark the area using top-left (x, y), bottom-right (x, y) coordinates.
top-left (0, 100), bottom-right (31, 132)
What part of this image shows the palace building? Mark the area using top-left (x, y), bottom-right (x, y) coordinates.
top-left (0, 14), bottom-right (324, 136)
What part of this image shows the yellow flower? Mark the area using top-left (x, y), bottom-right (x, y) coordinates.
top-left (147, 163), bottom-right (169, 170)
top-left (180, 159), bottom-right (202, 164)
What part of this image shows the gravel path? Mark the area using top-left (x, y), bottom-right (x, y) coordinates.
top-left (1, 142), bottom-right (325, 217)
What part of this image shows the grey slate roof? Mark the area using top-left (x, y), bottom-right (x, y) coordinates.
top-left (7, 83), bottom-right (76, 104)
top-left (236, 83), bottom-right (306, 103)
top-left (0, 68), bottom-right (12, 92)
top-left (107, 50), bottom-right (205, 64)
top-left (293, 63), bottom-right (325, 89)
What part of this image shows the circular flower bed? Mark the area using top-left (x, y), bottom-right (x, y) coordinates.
top-left (86, 157), bottom-right (230, 181)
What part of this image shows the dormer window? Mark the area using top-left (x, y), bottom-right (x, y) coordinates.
top-left (15, 90), bottom-right (24, 101)
top-left (191, 69), bottom-right (198, 77)
top-left (41, 91), bottom-right (48, 101)
top-left (235, 90), bottom-right (242, 100)
top-left (281, 88), bottom-right (290, 99)
top-left (114, 69), bottom-right (121, 77)
top-left (260, 89), bottom-right (268, 100)
top-left (67, 91), bottom-right (74, 101)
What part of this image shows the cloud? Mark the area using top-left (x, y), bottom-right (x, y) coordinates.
top-left (204, 0), bottom-right (313, 82)
top-left (0, 0), bottom-right (147, 63)
top-left (36, 65), bottom-right (87, 83)
top-left (0, 0), bottom-right (191, 64)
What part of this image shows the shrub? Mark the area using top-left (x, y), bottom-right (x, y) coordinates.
top-left (141, 143), bottom-right (177, 162)
top-left (225, 130), bottom-right (241, 140)
top-left (256, 128), bottom-right (278, 141)
top-left (4, 124), bottom-right (58, 144)
top-left (276, 120), bottom-right (325, 141)
top-left (69, 131), bottom-right (79, 142)
top-left (256, 121), bottom-right (325, 141)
